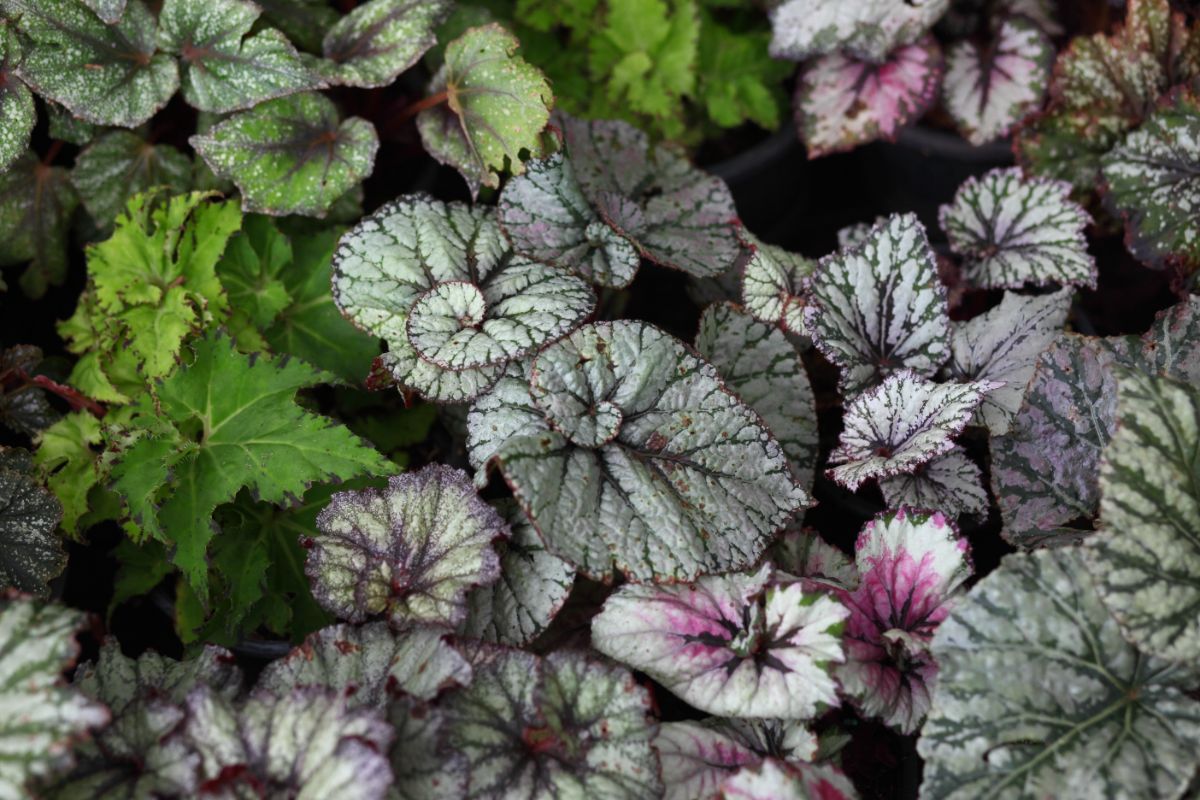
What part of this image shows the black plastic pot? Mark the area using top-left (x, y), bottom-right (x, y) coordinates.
top-left (705, 126), bottom-right (813, 244)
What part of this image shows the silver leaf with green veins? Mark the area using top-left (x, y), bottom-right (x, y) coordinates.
top-left (738, 230), bottom-right (815, 337)
top-left (879, 445), bottom-right (988, 517)
top-left (321, 0), bottom-right (453, 88)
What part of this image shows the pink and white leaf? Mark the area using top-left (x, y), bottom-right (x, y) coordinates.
top-left (656, 720), bottom-right (817, 800)
top-left (719, 758), bottom-right (859, 800)
top-left (769, 0), bottom-right (949, 63)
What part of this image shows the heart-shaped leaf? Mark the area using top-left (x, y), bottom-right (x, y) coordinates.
top-left (321, 0), bottom-right (453, 88)
top-left (879, 446), bottom-right (988, 518)
top-left (738, 231), bottom-right (815, 337)
top-left (769, 0), bottom-right (950, 64)
top-left (0, 448), bottom-right (65, 596)
top-left (70, 131), bottom-right (193, 228)
top-left (0, 26), bottom-right (33, 173)
top-left (0, 151), bottom-right (79, 298)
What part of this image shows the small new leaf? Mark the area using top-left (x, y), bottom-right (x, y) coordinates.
top-left (738, 230), bottom-right (815, 337)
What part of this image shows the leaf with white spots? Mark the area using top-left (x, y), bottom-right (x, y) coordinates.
top-left (834, 509), bottom-right (971, 733)
top-left (720, 758), bottom-right (858, 800)
top-left (70, 131), bottom-right (192, 227)
top-left (0, 26), bottom-right (33, 173)
top-left (191, 91), bottom-right (379, 218)
top-left (331, 195), bottom-right (595, 402)
top-left (416, 24), bottom-right (552, 197)
top-left (82, 0), bottom-right (124, 23)
top-left (879, 446), bottom-right (988, 517)
top-left (0, 449), bottom-right (65, 596)
top-left (321, 0), bottom-right (453, 88)
top-left (442, 648), bottom-right (662, 799)
top-left (560, 114), bottom-right (742, 279)
top-left (1101, 90), bottom-right (1200, 271)
top-left (940, 168), bottom-right (1095, 290)
top-left (828, 370), bottom-right (995, 492)
top-left (461, 502), bottom-right (575, 647)
top-left (7, 0), bottom-right (178, 127)
top-left (0, 151), bottom-right (79, 298)
top-left (497, 150), bottom-right (641, 289)
top-left (593, 565), bottom-right (848, 718)
top-left (696, 302), bottom-right (819, 491)
top-left (947, 288), bottom-right (1072, 435)
top-left (768, 0), bottom-right (950, 64)
top-left (918, 547), bottom-right (1200, 800)
top-left (770, 528), bottom-right (859, 590)
top-left (467, 321), bottom-right (810, 582)
top-left (306, 465), bottom-right (508, 629)
top-left (943, 17), bottom-right (1052, 146)
top-left (805, 214), bottom-right (950, 396)
top-left (657, 720), bottom-right (818, 800)
top-left (738, 231), bottom-right (815, 337)
top-left (796, 38), bottom-right (943, 158)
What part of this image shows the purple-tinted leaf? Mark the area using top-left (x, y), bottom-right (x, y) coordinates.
top-left (719, 758), bottom-right (859, 800)
top-left (769, 0), bottom-right (949, 64)
top-left (879, 445), bottom-right (988, 518)
top-left (657, 720), bottom-right (817, 800)
top-left (0, 151), bottom-right (79, 298)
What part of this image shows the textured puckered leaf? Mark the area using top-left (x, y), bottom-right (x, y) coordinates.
top-left (947, 288), bottom-right (1072, 435)
top-left (0, 27), bottom-right (33, 173)
top-left (192, 92), bottom-right (379, 218)
top-left (332, 195), bottom-right (595, 402)
top-left (185, 686), bottom-right (394, 800)
top-left (0, 151), bottom-right (79, 297)
top-left (7, 0), bottom-right (177, 127)
top-left (806, 214), bottom-right (950, 396)
top-left (696, 302), bottom-right (819, 491)
top-left (443, 648), bottom-right (662, 799)
top-left (719, 758), bottom-right (857, 800)
top-left (259, 621), bottom-right (471, 703)
top-left (738, 231), bottom-right (815, 337)
top-left (158, 0), bottom-right (320, 113)
top-left (1085, 371), bottom-right (1200, 661)
top-left (771, 528), bottom-right (859, 590)
top-left (0, 598), bottom-right (109, 797)
top-left (593, 565), bottom-right (847, 718)
top-left (468, 321), bottom-right (809, 582)
top-left (70, 131), bottom-right (192, 227)
top-left (879, 447), bottom-right (988, 518)
top-left (940, 168), bottom-right (1095, 289)
top-left (942, 17), bottom-right (1052, 146)
top-left (834, 509), bottom-right (970, 734)
top-left (828, 370), bottom-right (996, 492)
top-left (768, 0), bottom-right (950, 63)
top-left (657, 720), bottom-right (819, 800)
top-left (461, 502), bottom-right (574, 647)
top-left (322, 0), bottom-right (453, 88)
top-left (306, 465), bottom-right (508, 629)
top-left (560, 114), bottom-right (742, 279)
top-left (417, 24), bottom-right (552, 197)
top-left (918, 547), bottom-right (1200, 800)
top-left (1101, 90), bottom-right (1200, 270)
top-left (0, 449), bottom-right (65, 596)
top-left (796, 38), bottom-right (943, 158)
top-left (497, 151), bottom-right (641, 289)
top-left (109, 331), bottom-right (395, 594)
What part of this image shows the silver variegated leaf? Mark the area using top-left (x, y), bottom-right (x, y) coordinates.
top-left (947, 288), bottom-right (1072, 435)
top-left (592, 565), bottom-right (847, 719)
top-left (718, 758), bottom-right (858, 800)
top-left (0, 448), bottom-right (65, 596)
top-left (657, 720), bottom-right (818, 800)
top-left (321, 0), bottom-right (452, 89)
top-left (827, 370), bottom-right (997, 492)
top-left (1140, 296), bottom-right (1200, 384)
top-left (467, 321), bottom-right (810, 582)
top-left (918, 547), bottom-right (1200, 800)
top-left (805, 214), bottom-right (950, 396)
top-left (696, 303), bottom-right (819, 491)
top-left (389, 699), bottom-right (467, 800)
top-left (940, 167), bottom-right (1095, 289)
top-left (738, 230), bottom-right (814, 337)
top-left (442, 647), bottom-right (662, 799)
top-left (879, 446), bottom-right (988, 517)
top-left (942, 17), bottom-right (1053, 146)
top-left (768, 0), bottom-right (950, 63)
top-left (497, 150), bottom-right (640, 289)
top-left (306, 465), bottom-right (509, 629)
top-left (770, 527), bottom-right (859, 590)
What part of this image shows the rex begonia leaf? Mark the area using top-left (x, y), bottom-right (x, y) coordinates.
top-left (939, 167), bottom-right (1095, 289)
top-left (442, 647), bottom-right (662, 799)
top-left (497, 150), bottom-right (641, 289)
top-left (795, 37), bottom-right (943, 158)
top-left (6, 0), bottom-right (177, 128)
top-left (256, 0), bottom-right (339, 53)
top-left (332, 195), bottom-right (595, 402)
top-left (191, 91), bottom-right (379, 218)
top-left (771, 528), bottom-right (859, 590)
top-left (109, 330), bottom-right (395, 594)
top-left (0, 151), bottom-right (79, 298)
top-left (695, 302), bottom-right (819, 491)
top-left (560, 114), bottom-right (742, 279)
top-left (305, 464), bottom-right (507, 629)
top-left (805, 214), bottom-right (950, 396)
top-left (157, 0), bottom-right (320, 113)
top-left (0, 345), bottom-right (59, 437)
top-left (738, 230), bottom-right (815, 337)
top-left (70, 131), bottom-right (193, 228)
top-left (0, 448), bottom-right (65, 596)
top-left (942, 16), bottom-right (1052, 146)
top-left (0, 597), bottom-right (109, 797)
top-left (657, 720), bottom-right (819, 800)
top-left (0, 26), bottom-right (33, 174)
top-left (827, 370), bottom-right (997, 492)
top-left (879, 446), bottom-right (988, 518)
top-left (768, 0), bottom-right (950, 64)
top-left (81, 0), bottom-right (123, 23)
top-left (1085, 370), bottom-right (1200, 661)
top-left (1140, 295), bottom-right (1200, 383)
top-left (1101, 89), bottom-right (1200, 271)
top-left (461, 501), bottom-right (574, 647)
top-left (259, 621), bottom-right (471, 703)
top-left (947, 288), bottom-right (1072, 435)
top-left (834, 508), bottom-right (971, 734)
top-left (719, 758), bottom-right (858, 800)
top-left (184, 686), bottom-right (394, 800)
top-left (416, 24), bottom-right (552, 197)
top-left (592, 565), bottom-right (848, 718)
top-left (321, 0), bottom-right (453, 88)
top-left (917, 547), bottom-right (1200, 800)
top-left (467, 321), bottom-right (810, 582)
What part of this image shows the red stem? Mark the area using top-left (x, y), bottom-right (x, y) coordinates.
top-left (396, 90), bottom-right (449, 125)
top-left (27, 374), bottom-right (106, 418)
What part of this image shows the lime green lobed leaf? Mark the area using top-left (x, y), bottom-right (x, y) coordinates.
top-left (697, 16), bottom-right (790, 131)
top-left (0, 448), bottom-right (65, 596)
top-left (321, 0), bottom-right (454, 88)
top-left (0, 151), bottom-right (79, 297)
top-left (33, 412), bottom-right (105, 536)
top-left (70, 131), bottom-right (193, 228)
top-left (0, 26), bottom-right (33, 173)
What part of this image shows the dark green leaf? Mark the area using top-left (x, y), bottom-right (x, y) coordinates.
top-left (0, 151), bottom-right (79, 298)
top-left (70, 131), bottom-right (193, 228)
